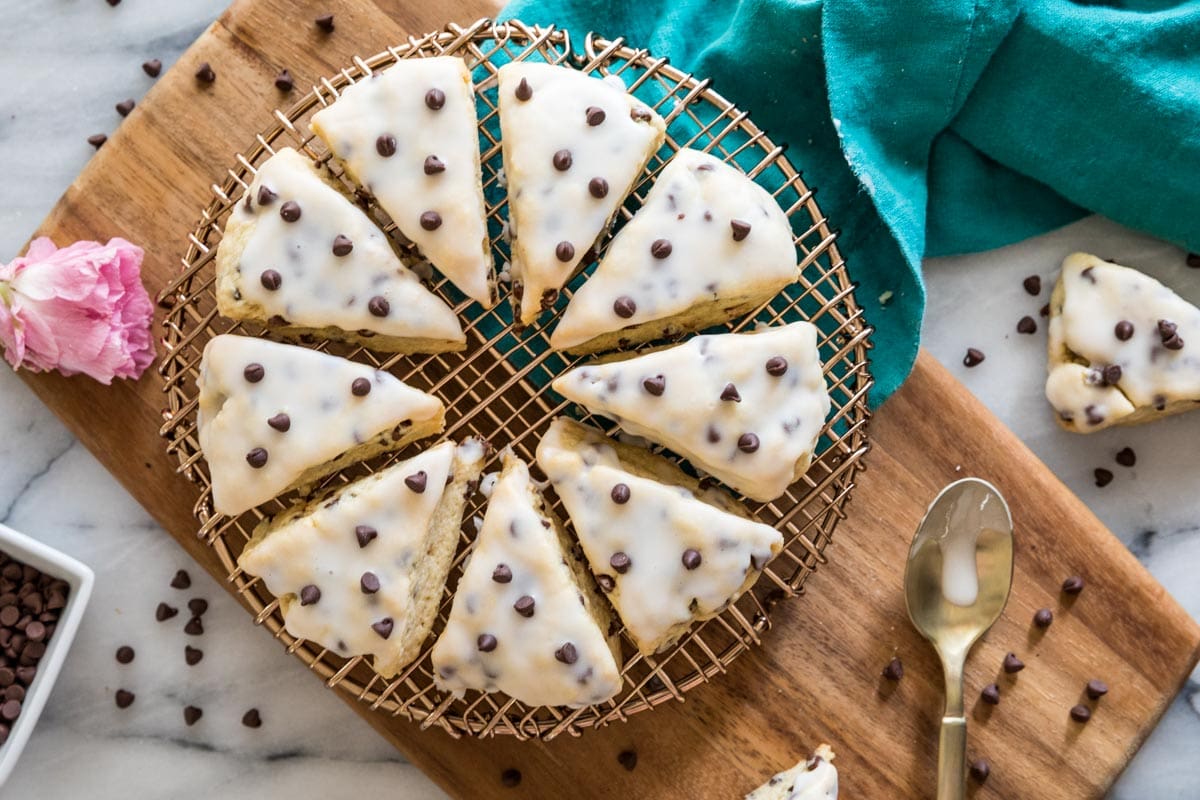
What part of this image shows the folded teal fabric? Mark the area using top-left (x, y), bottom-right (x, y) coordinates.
top-left (498, 0), bottom-right (1200, 404)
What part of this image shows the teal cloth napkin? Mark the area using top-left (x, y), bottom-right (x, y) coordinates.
top-left (498, 0), bottom-right (1200, 404)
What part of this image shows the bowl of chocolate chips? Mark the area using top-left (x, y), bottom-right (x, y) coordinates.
top-left (0, 523), bottom-right (93, 786)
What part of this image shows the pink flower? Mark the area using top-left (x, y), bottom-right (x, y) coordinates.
top-left (0, 237), bottom-right (155, 384)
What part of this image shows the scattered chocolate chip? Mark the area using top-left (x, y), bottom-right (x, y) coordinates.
top-left (1023, 275), bottom-right (1042, 296)
top-left (501, 768), bottom-right (522, 787)
top-left (419, 210), bottom-right (442, 231)
top-left (185, 645), bottom-right (203, 666)
top-left (552, 149), bottom-right (573, 171)
top-left (1101, 364), bottom-right (1122, 386)
top-left (613, 295), bottom-right (637, 318)
top-left (720, 383), bottom-right (741, 402)
top-left (1034, 608), bottom-right (1053, 628)
top-left (242, 708), bottom-right (262, 728)
top-left (423, 155), bottom-right (445, 175)
top-left (279, 200), bottom-right (301, 222)
top-left (1115, 447), bottom-right (1136, 467)
top-left (642, 375), bottom-right (666, 396)
top-left (617, 749), bottom-right (638, 771)
top-left (116, 98), bottom-right (135, 117)
top-left (368, 296), bottom-right (390, 317)
top-left (596, 575), bottom-right (615, 593)
top-left (116, 646), bottom-right (135, 664)
top-left (1094, 468), bottom-right (1113, 487)
top-left (245, 447), bottom-right (268, 469)
top-left (115, 690), bottom-right (135, 709)
top-left (424, 88), bottom-right (446, 110)
top-left (1070, 704), bottom-right (1092, 723)
top-left (195, 62), bottom-right (216, 84)
top-left (375, 134), bottom-right (398, 158)
top-left (1017, 316), bottom-right (1037, 334)
top-left (1062, 575), bottom-right (1085, 595)
top-left (981, 683), bottom-right (1000, 705)
top-left (170, 569), bottom-right (191, 590)
top-left (1003, 653), bottom-right (1025, 673)
top-left (329, 234), bottom-right (354, 257)
top-left (299, 584), bottom-right (321, 606)
top-left (738, 433), bottom-right (760, 453)
top-left (490, 564), bottom-right (514, 586)
top-left (610, 483), bottom-right (631, 504)
top-left (477, 633), bottom-right (498, 652)
top-left (1158, 319), bottom-right (1185, 350)
top-left (1114, 320), bottom-right (1134, 341)
top-left (610, 552), bottom-right (631, 574)
top-left (87, 133), bottom-right (107, 149)
top-left (765, 356), bottom-right (789, 377)
top-left (1086, 679), bottom-right (1109, 699)
top-left (360, 572), bottom-right (381, 594)
top-left (260, 269), bottom-right (282, 291)
top-left (730, 219), bottom-right (752, 242)
top-left (183, 616), bottom-right (203, 636)
top-left (355, 525), bottom-right (378, 548)
top-left (969, 759), bottom-right (990, 784)
top-left (514, 77), bottom-right (532, 101)
top-left (349, 377), bottom-right (372, 398)
top-left (882, 657), bottom-right (904, 681)
top-left (650, 239), bottom-right (673, 259)
top-left (314, 13), bottom-right (334, 32)
top-left (184, 705), bottom-right (203, 726)
top-left (274, 69), bottom-right (294, 92)
top-left (514, 595), bottom-right (535, 618)
top-left (681, 548), bottom-right (702, 570)
top-left (588, 176), bottom-right (609, 198)
top-left (554, 642), bottom-right (578, 664)
top-left (143, 59), bottom-right (162, 78)
top-left (372, 618), bottom-right (394, 639)
top-left (155, 603), bottom-right (178, 622)
top-left (404, 471), bottom-right (428, 493)
top-left (963, 348), bottom-right (985, 368)
top-left (631, 107), bottom-right (652, 122)
top-left (585, 106), bottom-right (606, 126)
top-left (1084, 405), bottom-right (1105, 426)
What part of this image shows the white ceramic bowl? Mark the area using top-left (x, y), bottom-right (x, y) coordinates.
top-left (0, 523), bottom-right (93, 786)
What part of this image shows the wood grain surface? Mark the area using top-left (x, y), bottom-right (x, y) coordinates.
top-left (16, 0), bottom-right (1200, 797)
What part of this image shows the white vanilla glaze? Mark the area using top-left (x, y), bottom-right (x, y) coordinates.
top-left (745, 745), bottom-right (838, 800)
top-left (197, 335), bottom-right (444, 516)
top-left (551, 148), bottom-right (797, 350)
top-left (1047, 252), bottom-right (1200, 431)
top-left (238, 441), bottom-right (478, 677)
top-left (551, 322), bottom-right (830, 502)
top-left (218, 148), bottom-right (464, 346)
top-left (431, 452), bottom-right (622, 708)
top-left (537, 418), bottom-right (782, 654)
top-left (497, 62), bottom-right (666, 324)
top-left (310, 56), bottom-right (494, 306)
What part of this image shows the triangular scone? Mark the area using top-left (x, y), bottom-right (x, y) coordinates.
top-left (431, 451), bottom-right (622, 708)
top-left (537, 419), bottom-right (783, 655)
top-left (310, 57), bottom-right (494, 306)
top-left (551, 322), bottom-right (830, 502)
top-left (498, 62), bottom-right (666, 325)
top-left (215, 148), bottom-right (465, 353)
top-left (238, 439), bottom-right (486, 677)
top-left (1047, 252), bottom-right (1200, 433)
top-left (197, 335), bottom-right (445, 516)
top-left (552, 149), bottom-right (798, 353)
top-left (746, 745), bottom-right (838, 800)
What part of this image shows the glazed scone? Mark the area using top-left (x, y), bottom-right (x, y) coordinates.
top-left (537, 418), bottom-right (782, 655)
top-left (551, 148), bottom-right (798, 353)
top-left (197, 335), bottom-right (445, 516)
top-left (1047, 252), bottom-right (1200, 432)
top-left (746, 745), bottom-right (838, 800)
top-left (238, 439), bottom-right (486, 677)
top-left (431, 450), bottom-right (622, 708)
top-left (215, 148), bottom-right (465, 353)
top-left (551, 322), bottom-right (830, 502)
top-left (310, 57), bottom-right (494, 306)
top-left (498, 62), bottom-right (666, 326)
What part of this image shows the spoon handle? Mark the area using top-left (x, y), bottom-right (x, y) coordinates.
top-left (936, 715), bottom-right (967, 800)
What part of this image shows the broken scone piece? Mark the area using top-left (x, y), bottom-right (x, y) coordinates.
top-left (215, 148), bottom-right (465, 353)
top-left (197, 335), bottom-right (445, 516)
top-left (552, 322), bottom-right (830, 502)
top-left (311, 56), bottom-right (494, 306)
top-left (1046, 252), bottom-right (1200, 432)
top-left (746, 745), bottom-right (838, 800)
top-left (431, 450), bottom-right (622, 708)
top-left (552, 148), bottom-right (798, 353)
top-left (498, 62), bottom-right (666, 325)
top-left (238, 439), bottom-right (486, 677)
top-left (537, 418), bottom-right (782, 655)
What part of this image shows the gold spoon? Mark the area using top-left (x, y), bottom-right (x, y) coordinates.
top-left (904, 478), bottom-right (1014, 800)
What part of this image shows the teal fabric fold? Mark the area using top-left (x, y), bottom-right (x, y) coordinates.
top-left (498, 0), bottom-right (1200, 404)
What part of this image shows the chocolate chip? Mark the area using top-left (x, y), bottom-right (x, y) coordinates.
top-left (1086, 679), bottom-right (1109, 699)
top-left (260, 269), bottom-right (282, 291)
top-left (1158, 319), bottom-right (1185, 350)
top-left (171, 569), bottom-right (191, 590)
top-left (720, 383), bottom-right (741, 402)
top-left (631, 107), bottom-right (652, 122)
top-left (882, 657), bottom-right (903, 681)
top-left (116, 646), bottom-right (135, 664)
top-left (274, 69), bottom-right (294, 92)
top-left (730, 219), bottom-right (751, 242)
top-left (87, 133), bottom-right (107, 149)
top-left (299, 584), bottom-right (321, 605)
top-left (486, 564), bottom-right (513, 587)
top-left (1003, 653), bottom-right (1025, 673)
top-left (681, 548), bottom-right (702, 570)
top-left (737, 433), bottom-right (760, 453)
top-left (115, 690), bottom-right (135, 709)
top-left (650, 239), bottom-right (673, 259)
top-left (765, 356), bottom-right (789, 377)
top-left (501, 768), bottom-right (522, 787)
top-left (425, 88), bottom-right (446, 110)
top-left (1040, 303), bottom-right (1051, 317)
top-left (613, 295), bottom-right (636, 318)
top-left (552, 149), bottom-right (573, 171)
top-left (245, 447), bottom-right (268, 469)
top-left (610, 483), bottom-right (631, 504)
top-left (1115, 320), bottom-right (1134, 340)
top-left (360, 572), bottom-right (381, 594)
top-left (514, 77), bottom-right (532, 101)
top-left (585, 106), bottom-right (606, 126)
top-left (477, 633), bottom-right (498, 652)
top-left (349, 377), bottom-right (372, 398)
top-left (376, 134), bottom-right (397, 157)
top-left (1033, 608), bottom-right (1053, 628)
top-left (1111, 448), bottom-right (1136, 470)
top-left (1085, 405), bottom-right (1105, 426)
top-left (1094, 468), bottom-right (1113, 487)
top-left (981, 683), bottom-right (1000, 705)
top-left (404, 471), bottom-right (428, 493)
top-left (372, 618), bottom-right (394, 639)
top-left (1023, 275), bottom-right (1042, 295)
top-left (617, 750), bottom-right (638, 771)
top-left (184, 705), bottom-right (203, 726)
top-left (1017, 316), bottom-right (1037, 334)
top-left (419, 210), bottom-right (443, 231)
top-left (1062, 575), bottom-right (1085, 595)
top-left (184, 616), bottom-right (204, 636)
top-left (963, 348), bottom-right (985, 367)
top-left (1104, 364), bottom-right (1123, 386)
top-left (195, 62), bottom-right (216, 83)
top-left (610, 552), bottom-right (631, 574)
top-left (554, 642), bottom-right (578, 664)
top-left (242, 708), bottom-right (262, 728)
top-left (155, 603), bottom-right (178, 622)
top-left (315, 13), bottom-right (334, 32)
top-left (185, 645), bottom-right (203, 666)
top-left (262, 412), bottom-right (291, 435)
top-left (116, 98), bottom-right (135, 117)
top-left (327, 234), bottom-right (354, 257)
top-left (588, 177), bottom-right (609, 198)
top-left (1070, 704), bottom-right (1091, 723)
top-left (642, 375), bottom-right (665, 396)
top-left (423, 155), bottom-right (445, 175)
top-left (597, 575), bottom-right (615, 593)
top-left (514, 595), bottom-right (535, 618)
top-left (355, 525), bottom-right (378, 548)
top-left (143, 59), bottom-right (162, 78)
top-left (969, 759), bottom-right (990, 783)
top-left (279, 200), bottom-right (301, 222)
top-left (368, 296), bottom-right (390, 317)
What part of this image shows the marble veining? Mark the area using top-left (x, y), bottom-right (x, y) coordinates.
top-left (1, 1), bottom-right (1198, 797)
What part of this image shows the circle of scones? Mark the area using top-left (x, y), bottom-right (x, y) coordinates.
top-left (160, 19), bottom-right (870, 741)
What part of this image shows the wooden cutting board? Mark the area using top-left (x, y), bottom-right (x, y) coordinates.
top-left (16, 0), bottom-right (1200, 797)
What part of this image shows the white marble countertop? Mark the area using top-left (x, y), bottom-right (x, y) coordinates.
top-left (1, 2), bottom-right (1197, 797)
